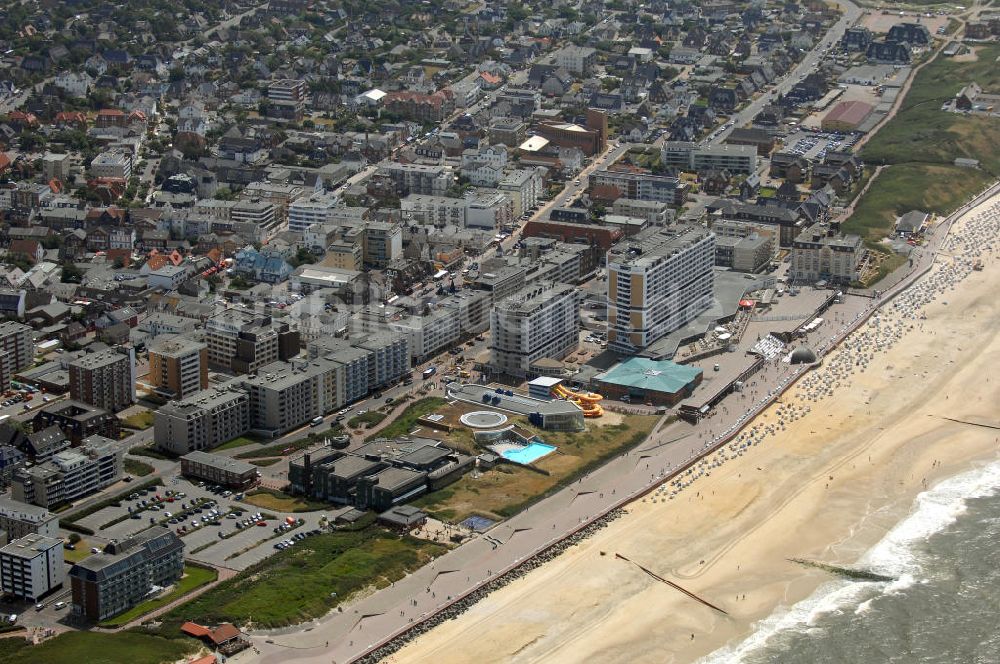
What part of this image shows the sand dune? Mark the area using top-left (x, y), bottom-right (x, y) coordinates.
top-left (389, 198), bottom-right (1000, 664)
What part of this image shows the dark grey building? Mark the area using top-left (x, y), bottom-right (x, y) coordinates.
top-left (69, 527), bottom-right (184, 621)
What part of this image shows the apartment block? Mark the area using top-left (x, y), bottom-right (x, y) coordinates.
top-left (241, 360), bottom-right (339, 437)
top-left (611, 198), bottom-right (674, 225)
top-left (0, 320), bottom-right (33, 391)
top-left (180, 451), bottom-right (258, 489)
top-left (267, 79), bottom-right (307, 107)
top-left (287, 192), bottom-right (342, 233)
top-left (0, 497), bottom-right (59, 544)
top-left (388, 307), bottom-right (461, 362)
top-left (154, 386), bottom-right (251, 455)
top-left (790, 223), bottom-right (863, 285)
top-left (32, 401), bottom-right (120, 446)
top-left (69, 527), bottom-right (183, 622)
top-left (490, 283), bottom-right (580, 377)
top-left (42, 152), bottom-right (72, 182)
top-left (204, 310), bottom-right (299, 374)
top-left (469, 265), bottom-right (527, 303)
top-left (68, 347), bottom-right (135, 412)
top-left (375, 163), bottom-right (453, 196)
top-left (90, 150), bottom-right (132, 180)
top-left (554, 45), bottom-right (598, 75)
top-left (230, 200), bottom-right (281, 242)
top-left (714, 234), bottom-right (773, 273)
top-left (402, 192), bottom-right (513, 231)
top-left (11, 435), bottom-right (124, 508)
top-left (661, 142), bottom-right (757, 174)
top-left (0, 534), bottom-right (64, 601)
top-left (363, 222), bottom-right (403, 268)
top-left (590, 170), bottom-right (687, 205)
top-left (606, 226), bottom-right (716, 355)
top-left (308, 333), bottom-right (411, 392)
top-left (498, 168), bottom-right (543, 217)
top-left (148, 336), bottom-right (208, 400)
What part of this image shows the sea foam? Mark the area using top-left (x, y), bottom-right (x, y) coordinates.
top-left (698, 459), bottom-right (1000, 664)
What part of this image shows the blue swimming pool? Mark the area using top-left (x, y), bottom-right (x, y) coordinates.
top-left (501, 442), bottom-right (556, 465)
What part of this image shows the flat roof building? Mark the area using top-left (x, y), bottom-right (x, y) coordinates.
top-left (606, 226), bottom-right (716, 355)
top-left (0, 497), bottom-right (59, 545)
top-left (448, 383), bottom-right (585, 431)
top-left (490, 283), bottom-right (580, 378)
top-left (148, 336), bottom-right (208, 400)
top-left (181, 451), bottom-right (258, 489)
top-left (0, 533), bottom-right (64, 601)
top-left (12, 435), bottom-right (124, 508)
top-left (0, 321), bottom-right (33, 391)
top-left (154, 386), bottom-right (251, 455)
top-left (68, 347), bottom-right (135, 412)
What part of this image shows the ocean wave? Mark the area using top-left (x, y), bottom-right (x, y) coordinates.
top-left (697, 459), bottom-right (1000, 664)
top-left (861, 459), bottom-right (1000, 578)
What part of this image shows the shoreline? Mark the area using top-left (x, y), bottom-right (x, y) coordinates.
top-left (384, 193), bottom-right (1000, 664)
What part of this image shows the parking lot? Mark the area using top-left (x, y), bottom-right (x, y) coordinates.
top-left (781, 128), bottom-right (860, 162)
top-left (80, 474), bottom-right (332, 571)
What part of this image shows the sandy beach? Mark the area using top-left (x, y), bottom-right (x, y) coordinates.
top-left (388, 196), bottom-right (1000, 664)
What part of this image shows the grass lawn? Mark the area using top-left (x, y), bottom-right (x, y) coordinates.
top-left (863, 44), bottom-right (1000, 174)
top-left (63, 540), bottom-right (92, 564)
top-left (128, 446), bottom-right (177, 461)
top-left (234, 427), bottom-right (343, 459)
top-left (251, 457), bottom-right (281, 467)
top-left (413, 414), bottom-right (660, 522)
top-left (213, 435), bottom-right (265, 451)
top-left (124, 458), bottom-right (155, 477)
top-left (242, 488), bottom-right (328, 512)
top-left (150, 523), bottom-right (446, 630)
top-left (843, 163), bottom-right (993, 244)
top-left (840, 43), bottom-right (1000, 276)
top-left (365, 397), bottom-right (448, 441)
top-left (348, 410), bottom-right (386, 428)
top-left (0, 632), bottom-right (195, 664)
top-left (98, 565), bottom-right (218, 628)
top-left (120, 410), bottom-right (155, 430)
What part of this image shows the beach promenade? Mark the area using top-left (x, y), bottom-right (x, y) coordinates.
top-left (232, 173), bottom-right (1000, 664)
top-left (385, 183), bottom-right (1000, 664)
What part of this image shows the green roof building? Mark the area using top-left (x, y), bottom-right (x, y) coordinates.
top-left (596, 358), bottom-right (703, 406)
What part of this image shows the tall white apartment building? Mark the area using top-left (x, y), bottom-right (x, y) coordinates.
top-left (288, 192), bottom-right (342, 233)
top-left (0, 533), bottom-right (64, 601)
top-left (498, 168), bottom-right (543, 218)
top-left (606, 226), bottom-right (715, 355)
top-left (154, 386), bottom-right (251, 455)
top-left (11, 436), bottom-right (125, 508)
top-left (490, 283), bottom-right (580, 377)
top-left (0, 320), bottom-right (33, 391)
top-left (90, 151), bottom-right (132, 180)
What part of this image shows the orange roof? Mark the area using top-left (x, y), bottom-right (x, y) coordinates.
top-left (480, 71), bottom-right (501, 85)
top-left (97, 108), bottom-right (125, 116)
top-left (181, 622), bottom-right (212, 638)
top-left (210, 623), bottom-right (242, 645)
top-left (145, 254), bottom-right (169, 271)
top-left (48, 179), bottom-right (63, 193)
top-left (188, 657), bottom-right (217, 664)
top-left (0, 153), bottom-right (10, 171)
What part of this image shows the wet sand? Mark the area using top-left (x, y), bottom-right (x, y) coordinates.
top-left (389, 198), bottom-right (1000, 664)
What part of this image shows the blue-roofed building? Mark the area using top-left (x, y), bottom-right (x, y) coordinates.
top-left (596, 358), bottom-right (703, 406)
top-left (233, 247), bottom-right (293, 284)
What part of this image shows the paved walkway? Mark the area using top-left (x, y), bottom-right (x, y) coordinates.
top-left (238, 176), bottom-right (1000, 664)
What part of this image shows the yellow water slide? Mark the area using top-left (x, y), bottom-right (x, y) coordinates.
top-left (552, 384), bottom-right (605, 417)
